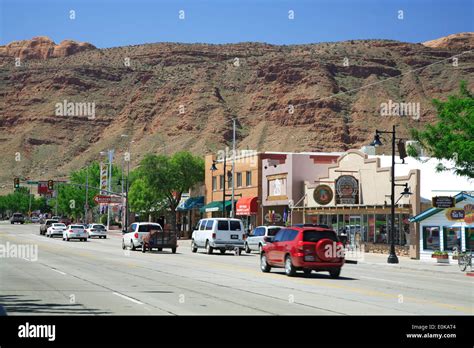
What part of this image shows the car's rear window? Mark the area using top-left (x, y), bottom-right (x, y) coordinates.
top-left (93, 225), bottom-right (106, 230)
top-left (229, 221), bottom-right (241, 231)
top-left (303, 230), bottom-right (338, 242)
top-left (53, 224), bottom-right (66, 228)
top-left (217, 221), bottom-right (229, 230)
top-left (268, 227), bottom-right (281, 236)
top-left (13, 213), bottom-right (23, 217)
top-left (71, 225), bottom-right (84, 229)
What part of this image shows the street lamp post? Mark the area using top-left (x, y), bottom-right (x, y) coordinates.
top-left (210, 155), bottom-right (240, 218)
top-left (370, 125), bottom-right (407, 264)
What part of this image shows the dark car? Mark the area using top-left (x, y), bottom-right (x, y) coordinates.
top-left (10, 213), bottom-right (25, 224)
top-left (260, 226), bottom-right (345, 278)
top-left (40, 219), bottom-right (59, 235)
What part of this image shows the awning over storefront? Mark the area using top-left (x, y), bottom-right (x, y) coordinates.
top-left (177, 196), bottom-right (204, 211)
top-left (200, 200), bottom-right (232, 213)
top-left (236, 196), bottom-right (258, 215)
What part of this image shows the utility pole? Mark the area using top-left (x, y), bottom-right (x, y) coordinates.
top-left (55, 183), bottom-right (58, 217)
top-left (85, 165), bottom-right (89, 224)
top-left (231, 118), bottom-right (236, 218)
top-left (28, 183), bottom-right (32, 217)
top-left (107, 149), bottom-right (114, 231)
top-left (223, 155), bottom-right (226, 218)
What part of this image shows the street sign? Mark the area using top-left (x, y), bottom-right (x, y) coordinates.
top-left (93, 195), bottom-right (122, 204)
top-left (432, 196), bottom-right (455, 209)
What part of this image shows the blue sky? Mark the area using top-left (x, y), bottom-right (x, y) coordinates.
top-left (1, 0), bottom-right (472, 47)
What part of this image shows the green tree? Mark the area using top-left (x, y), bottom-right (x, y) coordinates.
top-left (128, 178), bottom-right (158, 221)
top-left (133, 151), bottom-right (204, 229)
top-left (410, 81), bottom-right (474, 178)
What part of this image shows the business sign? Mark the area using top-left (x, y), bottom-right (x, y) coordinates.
top-left (93, 195), bottom-right (121, 204)
top-left (38, 181), bottom-right (53, 195)
top-left (100, 162), bottom-right (108, 195)
top-left (432, 196), bottom-right (455, 209)
top-left (313, 185), bottom-right (333, 206)
top-left (335, 175), bottom-right (359, 205)
top-left (464, 204), bottom-right (474, 224)
top-left (446, 208), bottom-right (465, 221)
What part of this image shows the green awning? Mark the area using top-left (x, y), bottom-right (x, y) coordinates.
top-left (200, 200), bottom-right (232, 213)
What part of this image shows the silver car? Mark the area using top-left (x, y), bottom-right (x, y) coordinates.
top-left (244, 225), bottom-right (282, 253)
top-left (86, 224), bottom-right (107, 239)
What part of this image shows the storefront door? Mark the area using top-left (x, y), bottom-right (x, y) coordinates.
top-left (349, 215), bottom-right (362, 246)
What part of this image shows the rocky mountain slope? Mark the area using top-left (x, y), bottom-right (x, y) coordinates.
top-left (0, 33), bottom-right (473, 192)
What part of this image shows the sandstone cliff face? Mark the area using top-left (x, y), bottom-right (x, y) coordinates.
top-left (423, 32), bottom-right (474, 50)
top-left (0, 36), bottom-right (96, 60)
top-left (0, 34), bottom-right (472, 193)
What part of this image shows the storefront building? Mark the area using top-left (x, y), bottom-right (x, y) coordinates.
top-left (409, 192), bottom-right (474, 262)
top-left (262, 152), bottom-right (341, 226)
top-left (203, 151), bottom-right (292, 230)
top-left (297, 150), bottom-right (421, 258)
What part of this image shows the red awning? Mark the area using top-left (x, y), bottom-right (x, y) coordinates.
top-left (236, 196), bottom-right (258, 215)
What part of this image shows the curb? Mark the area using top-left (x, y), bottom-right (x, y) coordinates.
top-left (466, 272), bottom-right (474, 277)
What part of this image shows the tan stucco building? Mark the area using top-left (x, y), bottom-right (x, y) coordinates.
top-left (295, 150), bottom-right (421, 259)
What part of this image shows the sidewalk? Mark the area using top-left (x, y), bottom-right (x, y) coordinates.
top-left (348, 252), bottom-right (469, 275)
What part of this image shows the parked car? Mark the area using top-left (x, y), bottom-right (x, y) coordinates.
top-left (86, 224), bottom-right (107, 239)
top-left (245, 225), bottom-right (282, 253)
top-left (260, 226), bottom-right (345, 278)
top-left (122, 222), bottom-right (163, 251)
top-left (191, 218), bottom-right (245, 255)
top-left (63, 224), bottom-right (88, 241)
top-left (40, 219), bottom-right (59, 235)
top-left (10, 213), bottom-right (25, 224)
top-left (31, 216), bottom-right (40, 223)
top-left (46, 223), bottom-right (67, 238)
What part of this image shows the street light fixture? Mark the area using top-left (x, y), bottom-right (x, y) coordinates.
top-left (369, 125), bottom-right (409, 264)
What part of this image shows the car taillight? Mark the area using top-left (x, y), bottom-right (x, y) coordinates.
top-left (134, 232), bottom-right (139, 238)
top-left (69, 230), bottom-right (73, 233)
top-left (212, 233), bottom-right (216, 239)
top-left (297, 241), bottom-right (304, 251)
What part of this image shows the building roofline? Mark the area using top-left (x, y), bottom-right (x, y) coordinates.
top-left (409, 192), bottom-right (474, 222)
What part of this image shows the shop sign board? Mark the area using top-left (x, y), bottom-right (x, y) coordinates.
top-left (446, 208), bottom-right (465, 221)
top-left (314, 185), bottom-right (334, 205)
top-left (335, 175), bottom-right (359, 205)
top-left (432, 196), bottom-right (455, 208)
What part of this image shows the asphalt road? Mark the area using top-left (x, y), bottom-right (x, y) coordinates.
top-left (0, 223), bottom-right (472, 315)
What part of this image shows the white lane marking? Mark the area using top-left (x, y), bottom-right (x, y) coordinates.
top-left (51, 268), bottom-right (67, 275)
top-left (359, 276), bottom-right (405, 284)
top-left (113, 292), bottom-right (144, 305)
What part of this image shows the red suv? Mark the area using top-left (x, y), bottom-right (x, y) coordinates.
top-left (260, 226), bottom-right (345, 278)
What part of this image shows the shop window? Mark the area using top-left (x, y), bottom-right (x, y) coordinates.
top-left (422, 226), bottom-right (440, 250)
top-left (401, 214), bottom-right (410, 246)
top-left (219, 175), bottom-right (224, 190)
top-left (465, 227), bottom-right (474, 250)
top-left (375, 214), bottom-right (388, 243)
top-left (443, 227), bottom-right (461, 251)
top-left (246, 171), bottom-right (252, 187)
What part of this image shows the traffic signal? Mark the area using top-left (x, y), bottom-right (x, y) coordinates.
top-left (14, 177), bottom-right (20, 189)
top-left (47, 180), bottom-right (54, 190)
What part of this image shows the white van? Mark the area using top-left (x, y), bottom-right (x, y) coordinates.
top-left (191, 218), bottom-right (245, 255)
